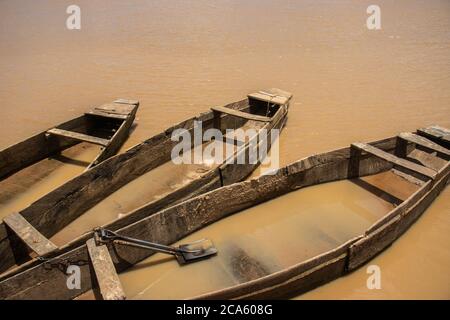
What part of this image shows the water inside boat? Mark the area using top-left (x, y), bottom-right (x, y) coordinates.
top-left (51, 123), bottom-right (267, 245)
top-left (78, 170), bottom-right (419, 300)
top-left (0, 143), bottom-right (101, 220)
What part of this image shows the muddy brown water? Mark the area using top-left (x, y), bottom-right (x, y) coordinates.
top-left (0, 0), bottom-right (449, 298)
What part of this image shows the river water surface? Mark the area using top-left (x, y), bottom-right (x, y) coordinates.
top-left (0, 0), bottom-right (449, 299)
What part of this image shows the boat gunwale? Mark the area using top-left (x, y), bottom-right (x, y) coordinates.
top-left (0, 102), bottom-right (138, 180)
top-left (0, 95), bottom-right (289, 280)
top-left (1, 128), bottom-right (448, 300)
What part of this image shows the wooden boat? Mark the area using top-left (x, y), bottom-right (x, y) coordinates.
top-left (0, 88), bottom-right (292, 280)
top-left (416, 125), bottom-right (449, 149)
top-left (0, 125), bottom-right (447, 300)
top-left (0, 99), bottom-right (139, 180)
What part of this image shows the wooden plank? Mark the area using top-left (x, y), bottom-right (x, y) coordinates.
top-left (0, 137), bottom-right (399, 300)
top-left (418, 125), bottom-right (450, 139)
top-left (46, 128), bottom-right (110, 147)
top-left (0, 116), bottom-right (86, 180)
top-left (3, 212), bottom-right (58, 256)
top-left (85, 110), bottom-right (128, 120)
top-left (114, 99), bottom-right (139, 106)
top-left (391, 169), bottom-right (425, 186)
top-left (248, 88), bottom-right (293, 106)
top-left (86, 238), bottom-right (126, 300)
top-left (95, 103), bottom-right (136, 116)
top-left (417, 125), bottom-right (450, 148)
top-left (211, 106), bottom-right (271, 122)
top-left (399, 132), bottom-right (450, 157)
top-left (351, 142), bottom-right (437, 180)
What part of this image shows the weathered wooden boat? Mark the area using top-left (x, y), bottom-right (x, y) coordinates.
top-left (0, 88), bottom-right (292, 281)
top-left (0, 99), bottom-right (139, 180)
top-left (417, 125), bottom-right (449, 149)
top-left (0, 125), bottom-right (447, 300)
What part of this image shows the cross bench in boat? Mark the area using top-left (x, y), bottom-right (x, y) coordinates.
top-left (0, 125), bottom-right (448, 300)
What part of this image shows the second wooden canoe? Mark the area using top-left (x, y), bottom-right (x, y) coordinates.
top-left (0, 88), bottom-right (292, 279)
top-left (0, 99), bottom-right (139, 180)
top-left (0, 125), bottom-right (446, 299)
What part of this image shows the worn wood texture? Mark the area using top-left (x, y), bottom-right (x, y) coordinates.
top-left (417, 125), bottom-right (450, 149)
top-left (351, 142), bottom-right (437, 180)
top-left (211, 106), bottom-right (271, 122)
top-left (0, 123), bottom-right (80, 180)
top-left (113, 99), bottom-right (139, 106)
top-left (0, 100), bottom-right (138, 181)
top-left (46, 128), bottom-right (110, 147)
top-left (0, 102), bottom-right (287, 280)
top-left (399, 132), bottom-right (450, 159)
top-left (0, 135), bottom-right (398, 299)
top-left (85, 110), bottom-right (128, 120)
top-left (348, 170), bottom-right (449, 270)
top-left (0, 96), bottom-right (288, 277)
top-left (3, 212), bottom-right (58, 256)
top-left (94, 103), bottom-right (137, 116)
top-left (87, 102), bottom-right (138, 169)
top-left (1, 127), bottom-right (446, 300)
top-left (248, 88), bottom-right (293, 106)
top-left (86, 238), bottom-right (126, 300)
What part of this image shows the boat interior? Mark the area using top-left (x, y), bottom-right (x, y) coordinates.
top-left (74, 128), bottom-right (449, 300)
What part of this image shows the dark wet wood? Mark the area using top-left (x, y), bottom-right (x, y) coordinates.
top-left (86, 238), bottom-right (126, 300)
top-left (3, 212), bottom-right (58, 257)
top-left (87, 102), bottom-right (139, 169)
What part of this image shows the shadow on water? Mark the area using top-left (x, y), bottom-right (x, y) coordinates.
top-left (50, 154), bottom-right (91, 168)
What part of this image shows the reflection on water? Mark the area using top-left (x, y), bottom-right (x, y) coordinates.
top-left (1, 0), bottom-right (449, 298)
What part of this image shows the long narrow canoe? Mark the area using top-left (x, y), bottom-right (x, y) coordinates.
top-left (0, 100), bottom-right (139, 180)
top-left (0, 125), bottom-right (446, 300)
top-left (0, 88), bottom-right (292, 280)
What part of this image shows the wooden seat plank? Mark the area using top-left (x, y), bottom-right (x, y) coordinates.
top-left (46, 128), bottom-right (110, 147)
top-left (113, 99), bottom-right (139, 106)
top-left (399, 132), bottom-right (450, 157)
top-left (95, 103), bottom-right (136, 116)
top-left (85, 110), bottom-right (128, 120)
top-left (248, 88), bottom-right (293, 106)
top-left (3, 212), bottom-right (58, 256)
top-left (352, 142), bottom-right (437, 180)
top-left (86, 238), bottom-right (126, 300)
top-left (417, 125), bottom-right (450, 145)
top-left (211, 106), bottom-right (271, 122)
